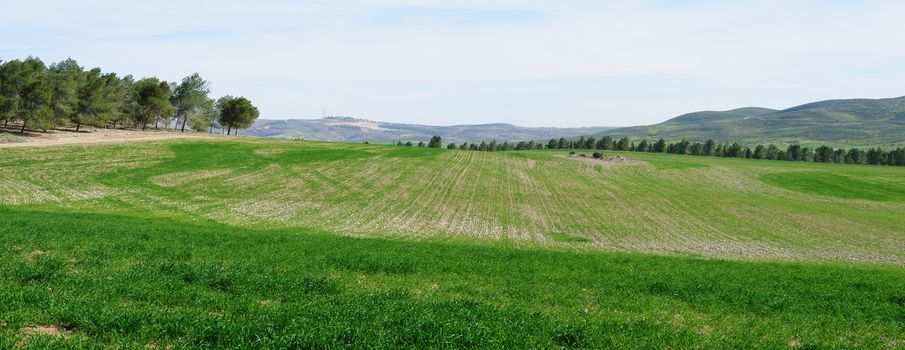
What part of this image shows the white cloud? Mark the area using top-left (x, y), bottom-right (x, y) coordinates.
top-left (2, 0), bottom-right (905, 126)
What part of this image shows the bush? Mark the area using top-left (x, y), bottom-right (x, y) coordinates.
top-left (592, 152), bottom-right (603, 159)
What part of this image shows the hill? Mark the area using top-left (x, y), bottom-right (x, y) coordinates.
top-left (598, 96), bottom-right (905, 147)
top-left (2, 138), bottom-right (905, 347)
top-left (245, 116), bottom-right (614, 143)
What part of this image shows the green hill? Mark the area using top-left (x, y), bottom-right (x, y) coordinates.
top-left (600, 96), bottom-right (905, 147)
top-left (2, 138), bottom-right (905, 348)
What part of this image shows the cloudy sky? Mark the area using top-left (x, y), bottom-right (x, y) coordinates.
top-left (2, 1), bottom-right (905, 127)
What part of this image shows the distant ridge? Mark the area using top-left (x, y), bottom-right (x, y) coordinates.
top-left (245, 117), bottom-right (614, 143)
top-left (596, 96), bottom-right (905, 147)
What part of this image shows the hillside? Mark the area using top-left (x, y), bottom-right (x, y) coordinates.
top-left (598, 96), bottom-right (905, 147)
top-left (2, 138), bottom-right (905, 347)
top-left (245, 117), bottom-right (614, 143)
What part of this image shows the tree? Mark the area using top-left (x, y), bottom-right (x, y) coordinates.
top-left (0, 60), bottom-right (26, 128)
top-left (814, 146), bottom-right (834, 163)
top-left (217, 96), bottom-right (259, 135)
top-left (447, 142), bottom-right (457, 149)
top-left (101, 73), bottom-right (128, 129)
top-left (866, 148), bottom-right (884, 165)
top-left (753, 145), bottom-right (766, 159)
top-left (427, 135), bottom-right (442, 148)
top-left (47, 58), bottom-right (83, 127)
top-left (652, 139), bottom-right (667, 153)
top-left (72, 68), bottom-right (110, 131)
top-left (132, 78), bottom-right (173, 130)
top-left (787, 144), bottom-right (802, 161)
top-left (802, 147), bottom-right (814, 162)
top-left (186, 97), bottom-right (217, 132)
top-left (766, 144), bottom-right (780, 160)
top-left (417, 141), bottom-right (425, 147)
top-left (689, 142), bottom-right (703, 155)
top-left (725, 143), bottom-right (743, 157)
top-left (115, 75), bottom-right (136, 128)
top-left (703, 139), bottom-right (717, 156)
top-left (597, 136), bottom-right (613, 150)
top-left (11, 58), bottom-right (53, 132)
top-left (171, 73), bottom-right (211, 132)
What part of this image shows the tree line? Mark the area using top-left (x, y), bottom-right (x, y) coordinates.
top-left (401, 135), bottom-right (905, 167)
top-left (0, 56), bottom-right (259, 134)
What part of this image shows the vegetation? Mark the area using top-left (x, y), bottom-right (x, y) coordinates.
top-left (1, 138), bottom-right (904, 348)
top-left (433, 134), bottom-right (905, 167)
top-left (0, 56), bottom-right (258, 134)
top-left (597, 96), bottom-right (905, 147)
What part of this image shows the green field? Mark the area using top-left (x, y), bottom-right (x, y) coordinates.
top-left (2, 138), bottom-right (905, 348)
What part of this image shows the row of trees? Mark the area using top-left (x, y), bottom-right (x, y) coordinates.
top-left (396, 136), bottom-right (445, 148)
top-left (0, 56), bottom-right (259, 134)
top-left (403, 134), bottom-right (905, 167)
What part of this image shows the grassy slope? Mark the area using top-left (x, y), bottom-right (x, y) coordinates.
top-left (1, 138), bottom-right (905, 348)
top-left (600, 97), bottom-right (905, 148)
top-left (3, 138), bottom-right (904, 263)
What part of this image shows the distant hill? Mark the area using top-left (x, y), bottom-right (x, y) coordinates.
top-left (597, 96), bottom-right (905, 147)
top-left (245, 117), bottom-right (614, 143)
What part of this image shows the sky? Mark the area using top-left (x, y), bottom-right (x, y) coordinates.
top-left (2, 0), bottom-right (905, 127)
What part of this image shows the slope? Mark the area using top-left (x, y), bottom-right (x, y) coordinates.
top-left (599, 96), bottom-right (905, 147)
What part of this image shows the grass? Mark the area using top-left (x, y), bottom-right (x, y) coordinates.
top-left (1, 138), bottom-right (905, 347)
top-left (548, 232), bottom-right (593, 243)
top-left (0, 132), bottom-right (25, 143)
top-left (762, 172), bottom-right (905, 202)
top-left (1, 208), bottom-right (904, 348)
top-left (2, 139), bottom-right (905, 263)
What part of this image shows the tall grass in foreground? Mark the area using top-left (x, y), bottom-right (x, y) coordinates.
top-left (1, 208), bottom-right (904, 348)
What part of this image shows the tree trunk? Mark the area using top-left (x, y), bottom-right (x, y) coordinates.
top-left (155, 117), bottom-right (159, 129)
top-left (20, 121), bottom-right (26, 133)
top-left (181, 115), bottom-right (188, 132)
top-left (227, 125), bottom-right (232, 135)
top-left (76, 122), bottom-right (81, 132)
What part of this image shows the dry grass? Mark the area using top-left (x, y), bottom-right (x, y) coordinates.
top-left (2, 138), bottom-right (905, 264)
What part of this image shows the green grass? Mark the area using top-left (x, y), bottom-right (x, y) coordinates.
top-left (1, 138), bottom-right (905, 347)
top-left (2, 207), bottom-right (904, 348)
top-left (548, 232), bottom-right (592, 243)
top-left (597, 96), bottom-right (905, 148)
top-left (762, 171), bottom-right (905, 202)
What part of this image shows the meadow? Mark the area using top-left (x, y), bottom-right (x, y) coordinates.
top-left (1, 138), bottom-right (905, 348)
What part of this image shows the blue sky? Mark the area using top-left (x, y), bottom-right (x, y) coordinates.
top-left (2, 0), bottom-right (905, 127)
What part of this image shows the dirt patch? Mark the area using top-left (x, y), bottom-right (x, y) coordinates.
top-left (254, 148), bottom-right (289, 157)
top-left (0, 127), bottom-right (221, 148)
top-left (17, 325), bottom-right (71, 346)
top-left (24, 250), bottom-right (48, 262)
top-left (562, 154), bottom-right (641, 166)
top-left (150, 169), bottom-right (234, 187)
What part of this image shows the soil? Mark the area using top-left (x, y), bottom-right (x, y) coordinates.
top-left (0, 127), bottom-right (221, 148)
